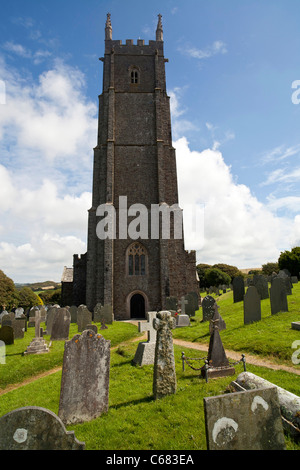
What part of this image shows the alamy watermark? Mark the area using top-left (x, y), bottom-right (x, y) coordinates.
top-left (291, 80), bottom-right (300, 104)
top-left (291, 340), bottom-right (300, 365)
top-left (95, 196), bottom-right (205, 247)
top-left (0, 340), bottom-right (6, 364)
top-left (0, 80), bottom-right (5, 105)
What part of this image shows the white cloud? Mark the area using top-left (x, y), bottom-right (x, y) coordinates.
top-left (179, 40), bottom-right (227, 60)
top-left (0, 58), bottom-right (96, 282)
top-left (174, 137), bottom-right (295, 268)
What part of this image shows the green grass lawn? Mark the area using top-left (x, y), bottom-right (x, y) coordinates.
top-left (0, 287), bottom-right (299, 451)
top-left (173, 283), bottom-right (300, 367)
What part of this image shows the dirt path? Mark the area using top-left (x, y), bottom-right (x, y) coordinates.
top-left (173, 338), bottom-right (300, 375)
top-left (1, 332), bottom-right (299, 397)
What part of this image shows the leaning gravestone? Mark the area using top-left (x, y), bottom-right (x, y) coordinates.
top-left (50, 308), bottom-right (71, 341)
top-left (244, 286), bottom-right (261, 325)
top-left (58, 330), bottom-right (110, 425)
top-left (252, 274), bottom-right (269, 300)
top-left (77, 305), bottom-right (93, 332)
top-left (153, 311), bottom-right (177, 400)
top-left (202, 295), bottom-right (216, 322)
top-left (233, 276), bottom-right (245, 303)
top-left (133, 311), bottom-right (157, 366)
top-left (0, 407), bottom-right (85, 450)
top-left (203, 387), bottom-right (286, 450)
top-left (270, 277), bottom-right (288, 315)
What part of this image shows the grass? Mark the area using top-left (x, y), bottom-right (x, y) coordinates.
top-left (0, 286), bottom-right (299, 451)
top-left (0, 320), bottom-right (142, 389)
top-left (0, 342), bottom-right (299, 450)
top-left (173, 284), bottom-right (300, 366)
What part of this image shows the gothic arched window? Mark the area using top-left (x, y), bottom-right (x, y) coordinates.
top-left (127, 243), bottom-right (147, 276)
top-left (129, 66), bottom-right (140, 85)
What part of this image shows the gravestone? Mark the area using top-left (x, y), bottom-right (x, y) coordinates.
top-left (58, 330), bottom-right (110, 425)
top-left (153, 311), bottom-right (177, 399)
top-left (77, 305), bottom-right (93, 332)
top-left (185, 292), bottom-right (198, 316)
top-left (100, 320), bottom-right (107, 330)
top-left (28, 307), bottom-right (39, 327)
top-left (1, 312), bottom-right (15, 326)
top-left (13, 315), bottom-right (26, 339)
top-left (0, 325), bottom-right (14, 345)
top-left (277, 270), bottom-right (292, 295)
top-left (69, 305), bottom-right (78, 323)
top-left (24, 310), bottom-right (49, 355)
top-left (291, 276), bottom-right (298, 284)
top-left (209, 303), bottom-right (226, 335)
top-left (252, 274), bottom-right (269, 300)
top-left (244, 286), bottom-right (261, 325)
top-left (133, 311), bottom-right (157, 366)
top-left (50, 308), bottom-right (71, 341)
top-left (232, 276), bottom-right (245, 303)
top-left (165, 297), bottom-right (177, 311)
top-left (291, 321), bottom-right (300, 331)
top-left (93, 303), bottom-right (103, 322)
top-left (202, 295), bottom-right (216, 322)
top-left (270, 277), bottom-right (288, 315)
top-left (203, 387), bottom-right (286, 450)
top-left (15, 307), bottom-right (24, 318)
top-left (179, 296), bottom-right (188, 314)
top-left (175, 314), bottom-right (190, 328)
top-left (97, 304), bottom-right (114, 324)
top-left (45, 306), bottom-right (59, 336)
top-left (202, 313), bottom-right (234, 379)
top-left (0, 310), bottom-right (9, 322)
top-left (86, 324), bottom-right (98, 333)
top-left (0, 407), bottom-right (85, 450)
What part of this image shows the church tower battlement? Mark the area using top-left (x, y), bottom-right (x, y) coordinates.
top-left (68, 14), bottom-right (199, 319)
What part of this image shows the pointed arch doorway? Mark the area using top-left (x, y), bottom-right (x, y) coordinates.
top-left (128, 291), bottom-right (147, 319)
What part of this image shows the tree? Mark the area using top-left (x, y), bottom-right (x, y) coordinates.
top-left (196, 264), bottom-right (212, 288)
top-left (278, 247), bottom-right (300, 277)
top-left (212, 263), bottom-right (243, 282)
top-left (204, 268), bottom-right (231, 287)
top-left (0, 270), bottom-right (19, 311)
top-left (261, 262), bottom-right (279, 276)
top-left (18, 287), bottom-right (43, 310)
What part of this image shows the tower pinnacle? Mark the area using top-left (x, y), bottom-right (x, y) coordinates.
top-left (156, 14), bottom-right (163, 41)
top-left (105, 13), bottom-right (112, 40)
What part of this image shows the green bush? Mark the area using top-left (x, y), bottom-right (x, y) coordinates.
top-left (204, 268), bottom-right (231, 287)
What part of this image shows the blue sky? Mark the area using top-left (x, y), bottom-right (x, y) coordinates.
top-left (0, 0), bottom-right (300, 282)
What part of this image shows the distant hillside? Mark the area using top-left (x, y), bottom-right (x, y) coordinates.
top-left (15, 281), bottom-right (61, 291)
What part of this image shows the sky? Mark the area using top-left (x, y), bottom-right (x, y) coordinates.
top-left (0, 0), bottom-right (300, 283)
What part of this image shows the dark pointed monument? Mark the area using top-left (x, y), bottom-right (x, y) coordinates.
top-left (61, 14), bottom-right (199, 319)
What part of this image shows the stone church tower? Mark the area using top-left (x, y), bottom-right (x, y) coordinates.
top-left (64, 14), bottom-right (199, 319)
